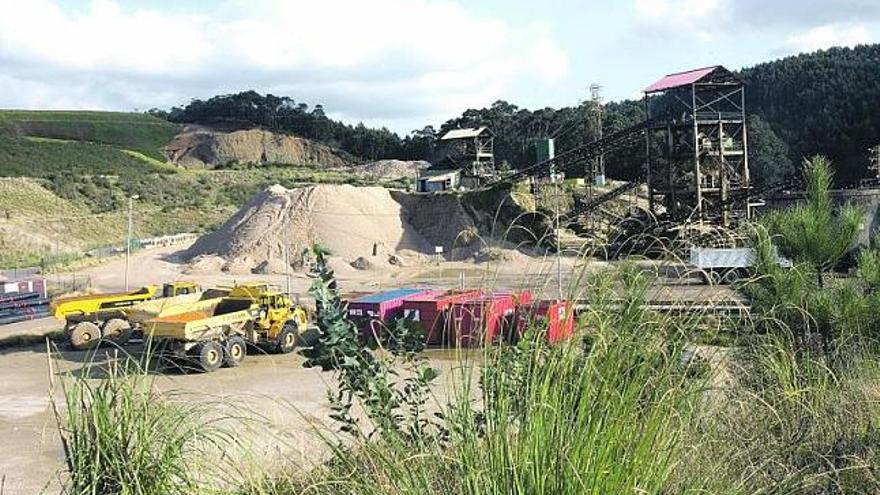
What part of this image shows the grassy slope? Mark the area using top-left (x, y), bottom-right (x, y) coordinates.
top-left (0, 110), bottom-right (180, 160)
top-left (0, 110), bottom-right (392, 268)
top-left (0, 178), bottom-right (111, 267)
top-left (0, 135), bottom-right (172, 178)
top-left (0, 176), bottom-right (237, 268)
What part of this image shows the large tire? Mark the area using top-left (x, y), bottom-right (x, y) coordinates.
top-left (275, 324), bottom-right (299, 354)
top-left (101, 318), bottom-right (132, 346)
top-left (195, 341), bottom-right (224, 373)
top-left (224, 336), bottom-right (247, 367)
top-left (69, 322), bottom-right (101, 350)
top-left (721, 269), bottom-right (742, 285)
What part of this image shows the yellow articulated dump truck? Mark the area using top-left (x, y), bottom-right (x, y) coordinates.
top-left (51, 282), bottom-right (208, 350)
top-left (145, 285), bottom-right (309, 373)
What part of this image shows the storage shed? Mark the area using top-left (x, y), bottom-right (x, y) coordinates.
top-left (346, 288), bottom-right (434, 338)
top-left (416, 169), bottom-right (461, 193)
top-left (400, 289), bottom-right (483, 345)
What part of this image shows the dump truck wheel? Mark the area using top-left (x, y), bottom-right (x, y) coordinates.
top-left (70, 322), bottom-right (101, 350)
top-left (101, 318), bottom-right (132, 346)
top-left (196, 341), bottom-right (224, 373)
top-left (721, 269), bottom-right (742, 285)
top-left (275, 324), bottom-right (298, 354)
top-left (224, 336), bottom-right (247, 367)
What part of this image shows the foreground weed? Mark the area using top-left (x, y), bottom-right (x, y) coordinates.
top-left (48, 346), bottom-right (234, 495)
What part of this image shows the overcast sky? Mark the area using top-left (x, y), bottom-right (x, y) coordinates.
top-left (1, 0), bottom-right (879, 134)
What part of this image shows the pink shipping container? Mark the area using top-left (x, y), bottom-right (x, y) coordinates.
top-left (346, 288), bottom-right (434, 339)
top-left (400, 290), bottom-right (483, 345)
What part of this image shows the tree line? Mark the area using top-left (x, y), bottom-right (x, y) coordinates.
top-left (154, 44), bottom-right (880, 186)
top-left (149, 91), bottom-right (430, 162)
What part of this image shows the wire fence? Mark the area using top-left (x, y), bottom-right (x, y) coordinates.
top-left (1, 232), bottom-right (198, 288)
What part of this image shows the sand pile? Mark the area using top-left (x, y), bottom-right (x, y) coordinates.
top-left (357, 159), bottom-right (430, 181)
top-left (184, 184), bottom-right (432, 274)
top-left (164, 127), bottom-right (351, 169)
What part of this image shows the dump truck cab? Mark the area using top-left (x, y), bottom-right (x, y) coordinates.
top-left (161, 282), bottom-right (200, 298)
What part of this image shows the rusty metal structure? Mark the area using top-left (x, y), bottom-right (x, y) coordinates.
top-left (439, 127), bottom-right (496, 187)
top-left (643, 66), bottom-right (751, 226)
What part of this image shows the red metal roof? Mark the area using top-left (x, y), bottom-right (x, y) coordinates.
top-left (644, 66), bottom-right (720, 93)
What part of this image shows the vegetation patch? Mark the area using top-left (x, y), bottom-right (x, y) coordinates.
top-left (0, 110), bottom-right (180, 160)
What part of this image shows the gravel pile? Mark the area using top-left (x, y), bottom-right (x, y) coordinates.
top-left (184, 184), bottom-right (431, 274)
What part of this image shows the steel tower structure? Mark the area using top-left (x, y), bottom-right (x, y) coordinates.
top-left (643, 66), bottom-right (750, 225)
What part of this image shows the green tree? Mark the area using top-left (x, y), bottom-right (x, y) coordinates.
top-left (764, 155), bottom-right (862, 287)
top-left (747, 115), bottom-right (792, 187)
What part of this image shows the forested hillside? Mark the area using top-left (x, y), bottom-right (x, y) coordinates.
top-left (741, 45), bottom-right (880, 184)
top-left (159, 44), bottom-right (880, 186)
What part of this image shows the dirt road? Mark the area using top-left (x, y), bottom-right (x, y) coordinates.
top-left (0, 341), bottom-right (474, 494)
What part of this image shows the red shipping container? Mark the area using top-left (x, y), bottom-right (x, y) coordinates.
top-left (400, 290), bottom-right (482, 345)
top-left (450, 293), bottom-right (517, 347)
top-left (495, 290), bottom-right (533, 306)
top-left (521, 300), bottom-right (575, 344)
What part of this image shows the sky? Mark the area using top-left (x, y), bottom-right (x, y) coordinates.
top-left (1, 0), bottom-right (879, 134)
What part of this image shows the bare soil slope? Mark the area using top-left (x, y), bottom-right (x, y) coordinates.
top-left (164, 127), bottom-right (351, 169)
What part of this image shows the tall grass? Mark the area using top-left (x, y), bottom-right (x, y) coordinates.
top-left (49, 348), bottom-right (233, 495)
top-left (685, 332), bottom-right (880, 494)
top-left (242, 263), bottom-right (714, 494)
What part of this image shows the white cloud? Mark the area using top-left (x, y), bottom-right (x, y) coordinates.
top-left (0, 0), bottom-right (570, 133)
top-left (633, 0), bottom-right (725, 39)
top-left (784, 24), bottom-right (872, 53)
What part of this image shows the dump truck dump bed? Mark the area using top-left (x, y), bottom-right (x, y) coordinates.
top-left (125, 288), bottom-right (231, 324)
top-left (145, 299), bottom-right (255, 342)
top-left (51, 286), bottom-right (157, 318)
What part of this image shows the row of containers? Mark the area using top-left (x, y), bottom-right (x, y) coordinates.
top-left (0, 277), bottom-right (49, 325)
top-left (344, 288), bottom-right (575, 347)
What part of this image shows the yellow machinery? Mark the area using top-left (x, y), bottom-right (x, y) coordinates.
top-left (51, 282), bottom-right (201, 350)
top-left (146, 285), bottom-right (309, 372)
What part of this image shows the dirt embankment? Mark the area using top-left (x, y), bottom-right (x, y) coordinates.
top-left (164, 127), bottom-right (352, 169)
top-left (390, 191), bottom-right (480, 258)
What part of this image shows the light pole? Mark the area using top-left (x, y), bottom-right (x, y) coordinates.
top-left (551, 167), bottom-right (563, 301)
top-left (125, 195), bottom-right (139, 291)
